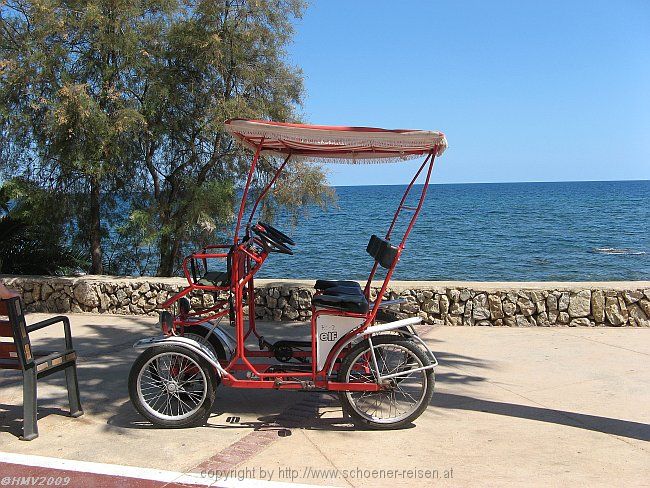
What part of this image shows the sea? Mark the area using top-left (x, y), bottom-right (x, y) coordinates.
top-left (257, 180), bottom-right (649, 282)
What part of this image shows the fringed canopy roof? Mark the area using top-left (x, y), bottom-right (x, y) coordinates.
top-left (224, 119), bottom-right (447, 163)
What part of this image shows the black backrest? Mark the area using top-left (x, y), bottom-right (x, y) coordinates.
top-left (0, 300), bottom-right (17, 365)
top-left (1, 297), bottom-right (32, 369)
top-left (366, 235), bottom-right (399, 269)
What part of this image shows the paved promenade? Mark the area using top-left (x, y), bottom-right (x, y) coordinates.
top-left (0, 313), bottom-right (648, 487)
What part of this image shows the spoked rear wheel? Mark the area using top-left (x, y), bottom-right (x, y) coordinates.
top-left (338, 335), bottom-right (434, 429)
top-left (129, 345), bottom-right (217, 428)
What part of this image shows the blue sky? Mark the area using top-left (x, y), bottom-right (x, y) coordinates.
top-left (288, 1), bottom-right (650, 186)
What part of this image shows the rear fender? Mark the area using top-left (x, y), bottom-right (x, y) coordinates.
top-left (326, 317), bottom-right (438, 376)
top-left (391, 330), bottom-right (438, 366)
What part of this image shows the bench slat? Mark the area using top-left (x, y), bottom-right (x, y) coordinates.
top-left (0, 358), bottom-right (21, 370)
top-left (0, 342), bottom-right (18, 359)
top-left (0, 320), bottom-right (12, 337)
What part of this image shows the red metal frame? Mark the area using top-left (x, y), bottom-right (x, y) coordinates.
top-left (157, 124), bottom-right (440, 392)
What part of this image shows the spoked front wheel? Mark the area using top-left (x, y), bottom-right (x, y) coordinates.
top-left (338, 336), bottom-right (434, 429)
top-left (128, 345), bottom-right (217, 428)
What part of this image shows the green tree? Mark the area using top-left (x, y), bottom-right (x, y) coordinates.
top-left (0, 0), bottom-right (146, 273)
top-left (0, 179), bottom-right (88, 275)
top-left (0, 0), bottom-right (332, 277)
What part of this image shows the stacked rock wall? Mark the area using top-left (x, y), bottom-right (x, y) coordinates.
top-left (2, 276), bottom-right (649, 327)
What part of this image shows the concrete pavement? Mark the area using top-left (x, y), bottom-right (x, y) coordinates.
top-left (0, 313), bottom-right (648, 487)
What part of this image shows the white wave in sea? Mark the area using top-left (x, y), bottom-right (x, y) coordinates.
top-left (592, 247), bottom-right (647, 255)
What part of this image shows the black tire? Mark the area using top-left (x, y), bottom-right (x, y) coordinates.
top-left (129, 344), bottom-right (217, 428)
top-left (338, 335), bottom-right (434, 430)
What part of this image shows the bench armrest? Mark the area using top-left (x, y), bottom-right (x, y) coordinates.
top-left (27, 316), bottom-right (73, 350)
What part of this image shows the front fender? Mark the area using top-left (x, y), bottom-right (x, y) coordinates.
top-left (133, 336), bottom-right (228, 377)
top-left (195, 321), bottom-right (236, 357)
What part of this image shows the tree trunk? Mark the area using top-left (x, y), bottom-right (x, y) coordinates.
top-left (89, 175), bottom-right (103, 274)
top-left (157, 234), bottom-right (181, 277)
top-left (157, 234), bottom-right (172, 277)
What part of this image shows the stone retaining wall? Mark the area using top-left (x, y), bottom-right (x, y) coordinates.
top-left (2, 275), bottom-right (649, 327)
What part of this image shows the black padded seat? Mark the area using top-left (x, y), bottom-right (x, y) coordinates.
top-left (315, 280), bottom-right (361, 291)
top-left (322, 285), bottom-right (364, 296)
top-left (197, 270), bottom-right (230, 287)
top-left (312, 293), bottom-right (369, 314)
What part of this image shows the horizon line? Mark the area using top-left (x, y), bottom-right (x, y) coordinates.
top-left (330, 178), bottom-right (650, 188)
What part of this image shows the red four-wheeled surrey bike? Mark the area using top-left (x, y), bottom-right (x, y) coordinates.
top-left (128, 119), bottom-right (448, 429)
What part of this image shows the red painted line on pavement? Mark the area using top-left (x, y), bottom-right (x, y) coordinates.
top-left (0, 461), bottom-right (197, 488)
top-left (195, 394), bottom-right (326, 472)
top-left (195, 325), bottom-right (437, 473)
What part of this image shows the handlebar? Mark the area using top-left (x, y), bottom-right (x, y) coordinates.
top-left (258, 221), bottom-right (295, 246)
top-left (251, 222), bottom-right (294, 255)
top-left (181, 223), bottom-right (294, 287)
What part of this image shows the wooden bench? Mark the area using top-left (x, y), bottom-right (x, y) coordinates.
top-left (0, 296), bottom-right (83, 440)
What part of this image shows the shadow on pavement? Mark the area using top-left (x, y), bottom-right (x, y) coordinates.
top-left (431, 392), bottom-right (650, 442)
top-left (1, 316), bottom-right (648, 443)
top-left (0, 403), bottom-right (74, 438)
top-left (0, 315), bottom-right (156, 439)
top-left (429, 347), bottom-right (650, 442)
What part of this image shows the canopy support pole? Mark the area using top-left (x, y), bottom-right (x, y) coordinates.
top-left (386, 152), bottom-right (433, 240)
top-left (399, 151), bottom-right (436, 247)
top-left (364, 150), bottom-right (437, 297)
top-left (234, 140), bottom-right (264, 244)
top-left (246, 153), bottom-right (292, 226)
